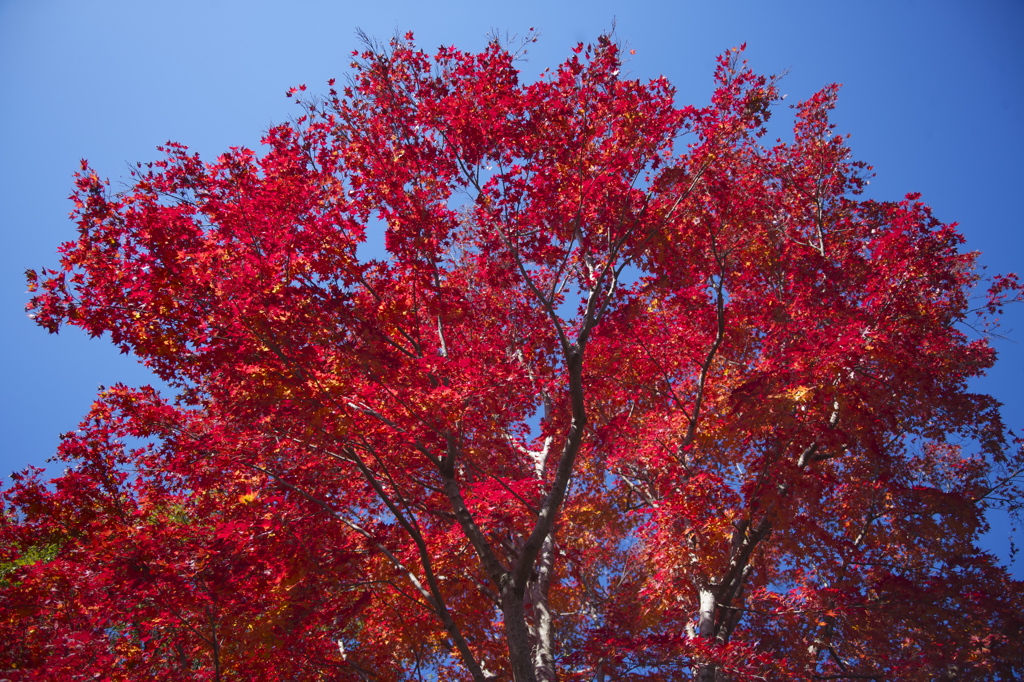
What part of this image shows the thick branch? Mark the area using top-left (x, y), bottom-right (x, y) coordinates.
top-left (513, 346), bottom-right (586, 593)
top-left (438, 434), bottom-right (510, 588)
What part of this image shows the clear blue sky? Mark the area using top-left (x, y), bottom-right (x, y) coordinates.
top-left (2, 0), bottom-right (1021, 574)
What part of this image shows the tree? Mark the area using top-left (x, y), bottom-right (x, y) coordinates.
top-left (3, 33), bottom-right (1023, 681)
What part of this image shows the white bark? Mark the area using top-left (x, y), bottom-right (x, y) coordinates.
top-left (529, 535), bottom-right (556, 682)
top-left (698, 587), bottom-right (716, 638)
top-left (695, 587), bottom-right (718, 682)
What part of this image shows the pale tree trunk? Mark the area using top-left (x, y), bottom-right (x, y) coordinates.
top-left (528, 535), bottom-right (556, 682)
top-left (695, 586), bottom-right (718, 682)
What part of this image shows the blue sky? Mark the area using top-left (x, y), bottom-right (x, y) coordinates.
top-left (2, 0), bottom-right (1021, 574)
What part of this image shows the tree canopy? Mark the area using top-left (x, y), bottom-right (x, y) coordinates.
top-left (3, 34), bottom-right (1023, 681)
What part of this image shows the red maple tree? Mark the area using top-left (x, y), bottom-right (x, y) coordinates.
top-left (4, 34), bottom-right (1023, 681)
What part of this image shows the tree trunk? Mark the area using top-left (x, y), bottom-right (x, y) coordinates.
top-left (695, 587), bottom-right (717, 682)
top-left (529, 535), bottom-right (556, 682)
top-left (696, 662), bottom-right (717, 682)
top-left (501, 582), bottom-right (539, 682)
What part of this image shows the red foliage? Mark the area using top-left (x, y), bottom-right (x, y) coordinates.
top-left (5, 35), bottom-right (1023, 681)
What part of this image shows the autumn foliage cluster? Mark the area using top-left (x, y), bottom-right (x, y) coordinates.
top-left (3, 33), bottom-right (1023, 681)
